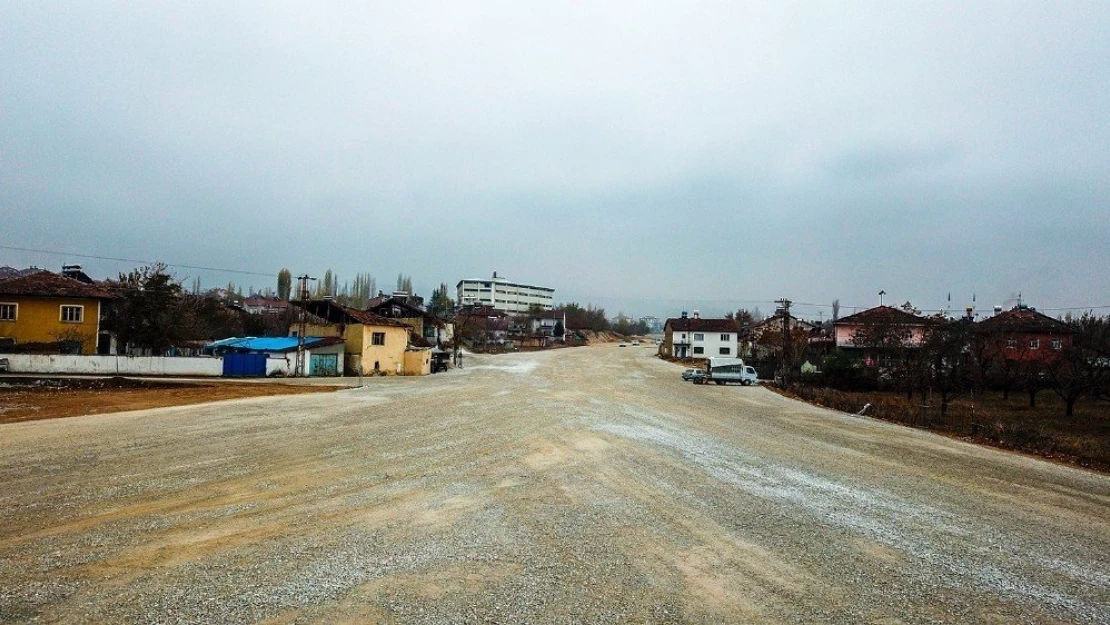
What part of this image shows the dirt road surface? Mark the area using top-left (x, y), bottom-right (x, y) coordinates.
top-left (0, 377), bottom-right (345, 425)
top-left (2, 345), bottom-right (1108, 623)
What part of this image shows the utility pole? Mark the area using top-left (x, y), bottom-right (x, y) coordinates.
top-left (775, 298), bottom-right (792, 386)
top-left (294, 274), bottom-right (316, 377)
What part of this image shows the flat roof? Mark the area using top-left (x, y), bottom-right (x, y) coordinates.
top-left (456, 278), bottom-right (554, 292)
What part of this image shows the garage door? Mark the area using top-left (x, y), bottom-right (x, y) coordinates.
top-left (223, 353), bottom-right (267, 377)
top-left (310, 353), bottom-right (339, 376)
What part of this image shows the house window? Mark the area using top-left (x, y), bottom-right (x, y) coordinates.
top-left (720, 333), bottom-right (731, 341)
top-left (1006, 338), bottom-right (1017, 349)
top-left (0, 303), bottom-right (15, 321)
top-left (693, 346), bottom-right (704, 354)
top-left (60, 305), bottom-right (83, 323)
top-left (372, 332), bottom-right (386, 346)
top-left (1051, 338), bottom-right (1062, 350)
top-left (693, 333), bottom-right (704, 341)
top-left (719, 347), bottom-right (731, 355)
top-left (1029, 338), bottom-right (1040, 349)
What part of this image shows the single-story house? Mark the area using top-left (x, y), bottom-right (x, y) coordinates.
top-left (296, 299), bottom-right (431, 375)
top-left (205, 336), bottom-right (346, 376)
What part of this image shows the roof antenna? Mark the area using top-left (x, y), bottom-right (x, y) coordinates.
top-left (878, 290), bottom-right (886, 307)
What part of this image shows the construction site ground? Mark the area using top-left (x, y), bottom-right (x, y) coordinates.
top-left (1, 344), bottom-right (1107, 624)
top-left (0, 376), bottom-right (345, 425)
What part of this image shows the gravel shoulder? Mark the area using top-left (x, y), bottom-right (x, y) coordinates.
top-left (1, 345), bottom-right (1107, 624)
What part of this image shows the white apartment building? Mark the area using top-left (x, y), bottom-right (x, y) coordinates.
top-left (456, 272), bottom-right (554, 314)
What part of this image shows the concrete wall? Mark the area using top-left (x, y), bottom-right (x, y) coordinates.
top-left (265, 354), bottom-right (294, 377)
top-left (0, 353), bottom-right (223, 376)
top-left (403, 348), bottom-right (431, 376)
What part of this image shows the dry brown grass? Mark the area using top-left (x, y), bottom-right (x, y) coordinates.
top-left (780, 385), bottom-right (1110, 472)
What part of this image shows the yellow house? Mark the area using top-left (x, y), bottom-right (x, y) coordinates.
top-left (297, 300), bottom-right (431, 375)
top-left (0, 271), bottom-right (114, 355)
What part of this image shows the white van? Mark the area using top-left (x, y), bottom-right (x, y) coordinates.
top-left (703, 357), bottom-right (759, 386)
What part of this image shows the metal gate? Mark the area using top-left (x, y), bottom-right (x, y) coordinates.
top-left (310, 353), bottom-right (339, 376)
top-left (223, 353), bottom-right (267, 377)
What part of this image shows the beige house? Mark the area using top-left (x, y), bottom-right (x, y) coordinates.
top-left (297, 300), bottom-right (430, 375)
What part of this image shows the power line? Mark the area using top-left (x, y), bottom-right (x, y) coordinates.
top-left (0, 244), bottom-right (274, 278)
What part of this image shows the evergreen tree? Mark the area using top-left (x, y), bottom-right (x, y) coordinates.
top-left (430, 282), bottom-right (454, 316)
top-left (396, 273), bottom-right (414, 294)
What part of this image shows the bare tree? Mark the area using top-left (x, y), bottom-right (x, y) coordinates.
top-left (1044, 313), bottom-right (1110, 417)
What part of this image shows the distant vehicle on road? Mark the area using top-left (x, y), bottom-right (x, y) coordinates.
top-left (682, 368), bottom-right (706, 382)
top-left (619, 342), bottom-right (627, 347)
top-left (631, 340), bottom-right (640, 346)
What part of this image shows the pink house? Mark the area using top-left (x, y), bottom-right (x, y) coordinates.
top-left (834, 306), bottom-right (929, 349)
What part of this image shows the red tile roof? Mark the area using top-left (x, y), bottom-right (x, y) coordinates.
top-left (975, 307), bottom-right (1071, 334)
top-left (835, 306), bottom-right (926, 325)
top-left (0, 270), bottom-right (114, 299)
top-left (300, 300), bottom-right (409, 328)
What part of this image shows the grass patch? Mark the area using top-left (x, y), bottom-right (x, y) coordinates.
top-left (779, 385), bottom-right (1110, 472)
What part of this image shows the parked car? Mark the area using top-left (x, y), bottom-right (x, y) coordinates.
top-left (619, 342), bottom-right (627, 347)
top-left (682, 368), bottom-right (706, 381)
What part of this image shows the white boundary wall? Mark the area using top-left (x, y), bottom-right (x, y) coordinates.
top-left (266, 355), bottom-right (293, 377)
top-left (0, 354), bottom-right (223, 377)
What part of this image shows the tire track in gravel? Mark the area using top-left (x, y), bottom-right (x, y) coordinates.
top-left (1, 345), bottom-right (1108, 624)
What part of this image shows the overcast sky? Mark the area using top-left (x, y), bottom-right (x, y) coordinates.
top-left (3, 2), bottom-right (1108, 320)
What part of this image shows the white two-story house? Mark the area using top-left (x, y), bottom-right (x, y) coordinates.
top-left (662, 312), bottom-right (740, 359)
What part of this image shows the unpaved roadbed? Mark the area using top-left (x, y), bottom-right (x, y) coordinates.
top-left (1, 346), bottom-right (1108, 623)
top-left (0, 376), bottom-right (343, 424)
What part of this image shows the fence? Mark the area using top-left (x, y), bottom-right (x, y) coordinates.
top-left (0, 354), bottom-right (224, 377)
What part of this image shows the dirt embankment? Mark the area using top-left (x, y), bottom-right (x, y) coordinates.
top-left (573, 330), bottom-right (647, 343)
top-left (0, 377), bottom-right (343, 424)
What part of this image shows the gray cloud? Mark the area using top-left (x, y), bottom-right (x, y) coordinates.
top-left (3, 1), bottom-right (1108, 319)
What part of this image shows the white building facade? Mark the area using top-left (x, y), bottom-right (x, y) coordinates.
top-left (663, 314), bottom-right (740, 359)
top-left (457, 272), bottom-right (554, 314)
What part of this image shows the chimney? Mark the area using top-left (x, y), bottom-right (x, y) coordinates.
top-left (994, 305), bottom-right (1003, 315)
top-left (681, 310), bottom-right (688, 319)
top-left (692, 310), bottom-right (700, 319)
top-left (965, 306), bottom-right (974, 320)
top-left (61, 264), bottom-right (92, 283)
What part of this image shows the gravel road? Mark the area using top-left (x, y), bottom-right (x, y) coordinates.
top-left (2, 345), bottom-right (1108, 624)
